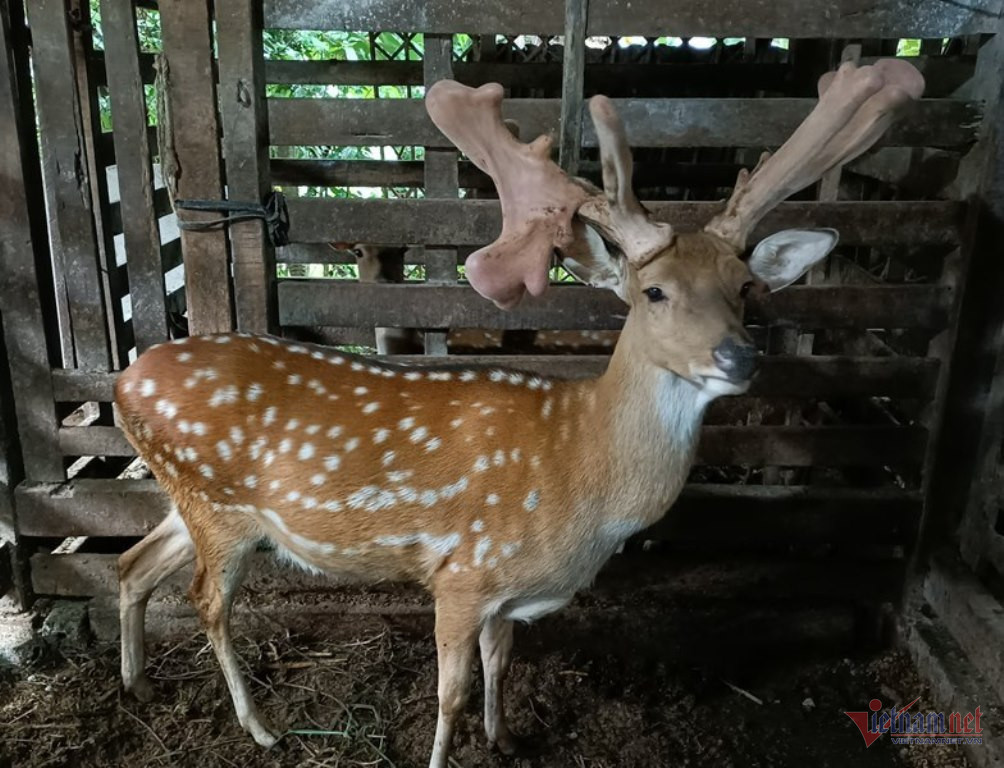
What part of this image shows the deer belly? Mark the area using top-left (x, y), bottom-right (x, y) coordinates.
top-left (502, 596), bottom-right (572, 623)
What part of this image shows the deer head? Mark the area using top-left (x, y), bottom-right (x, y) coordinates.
top-left (426, 59), bottom-right (923, 395)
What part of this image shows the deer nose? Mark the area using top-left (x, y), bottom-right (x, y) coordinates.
top-left (712, 338), bottom-right (760, 381)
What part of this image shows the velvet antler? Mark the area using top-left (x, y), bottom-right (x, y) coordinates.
top-left (704, 59), bottom-right (924, 250)
top-left (425, 81), bottom-right (590, 309)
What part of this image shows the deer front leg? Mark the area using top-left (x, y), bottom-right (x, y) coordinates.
top-left (480, 614), bottom-right (517, 754)
top-left (429, 598), bottom-right (481, 768)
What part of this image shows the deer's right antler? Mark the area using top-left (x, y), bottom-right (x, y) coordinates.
top-left (426, 81), bottom-right (590, 309)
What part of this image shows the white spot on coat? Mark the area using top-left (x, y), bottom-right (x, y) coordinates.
top-left (140, 379), bottom-right (157, 397)
top-left (474, 537), bottom-right (492, 566)
top-left (523, 489), bottom-right (541, 512)
top-left (209, 386), bottom-right (239, 407)
top-left (324, 455), bottom-right (341, 471)
top-left (298, 442), bottom-right (315, 461)
top-left (216, 441), bottom-right (233, 461)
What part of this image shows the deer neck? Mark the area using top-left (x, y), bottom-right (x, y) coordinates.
top-left (580, 313), bottom-right (709, 528)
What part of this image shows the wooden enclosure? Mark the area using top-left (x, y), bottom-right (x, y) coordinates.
top-left (1, 0), bottom-right (1003, 650)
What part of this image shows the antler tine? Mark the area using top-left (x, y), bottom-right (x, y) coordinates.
top-left (705, 59), bottom-right (924, 250)
top-left (425, 81), bottom-right (589, 309)
top-left (577, 96), bottom-right (674, 267)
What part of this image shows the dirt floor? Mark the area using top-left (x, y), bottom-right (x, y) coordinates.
top-left (0, 590), bottom-right (984, 768)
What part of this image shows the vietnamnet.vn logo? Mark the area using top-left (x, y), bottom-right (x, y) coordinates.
top-left (845, 697), bottom-right (984, 747)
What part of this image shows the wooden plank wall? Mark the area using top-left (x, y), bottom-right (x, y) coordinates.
top-left (5, 0), bottom-right (1002, 609)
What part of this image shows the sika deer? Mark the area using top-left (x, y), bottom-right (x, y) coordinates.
top-left (115, 60), bottom-right (923, 768)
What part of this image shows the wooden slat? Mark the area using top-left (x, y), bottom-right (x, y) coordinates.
top-left (160, 0), bottom-right (234, 335)
top-left (47, 355), bottom-right (942, 403)
top-left (0, 0), bottom-right (64, 481)
top-left (646, 485), bottom-right (920, 549)
top-left (17, 477), bottom-right (919, 541)
top-left (558, 0), bottom-right (588, 174)
top-left (29, 547), bottom-right (906, 598)
top-left (263, 0), bottom-right (1004, 37)
top-left (217, 0), bottom-right (277, 333)
top-left (265, 60), bottom-right (795, 93)
top-left (59, 426), bottom-right (134, 457)
top-left (268, 97), bottom-right (979, 149)
top-left (279, 282), bottom-right (951, 331)
top-left (53, 421), bottom-right (926, 467)
top-left (101, 0), bottom-right (169, 353)
top-left (271, 157), bottom-right (748, 191)
top-left (282, 199), bottom-right (963, 247)
top-left (697, 425), bottom-right (926, 467)
top-left (265, 58), bottom-right (971, 99)
top-left (26, 0), bottom-right (110, 370)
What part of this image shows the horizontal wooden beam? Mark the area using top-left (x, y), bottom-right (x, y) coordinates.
top-left (17, 478), bottom-right (919, 542)
top-left (30, 547), bottom-right (908, 600)
top-left (48, 354), bottom-right (941, 403)
top-left (282, 199), bottom-right (963, 247)
top-left (271, 158), bottom-right (747, 191)
top-left (267, 60), bottom-right (795, 93)
top-left (51, 420), bottom-right (926, 469)
top-left (279, 282), bottom-right (951, 331)
top-left (268, 97), bottom-right (979, 149)
top-left (263, 0), bottom-right (1004, 37)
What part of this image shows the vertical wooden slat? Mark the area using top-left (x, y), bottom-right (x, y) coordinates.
top-left (924, 26), bottom-right (1004, 566)
top-left (101, 0), bottom-right (169, 354)
top-left (0, 0), bottom-right (64, 482)
top-left (559, 0), bottom-right (588, 175)
top-left (71, 0), bottom-right (120, 370)
top-left (423, 34), bottom-right (457, 356)
top-left (160, 0), bottom-right (233, 335)
top-left (25, 0), bottom-right (110, 370)
top-left (217, 0), bottom-right (276, 334)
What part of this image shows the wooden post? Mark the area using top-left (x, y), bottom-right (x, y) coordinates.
top-left (0, 0), bottom-right (64, 482)
top-left (101, 0), bottom-right (169, 353)
top-left (923, 26), bottom-right (1004, 569)
top-left (559, 0), bottom-right (588, 174)
top-left (216, 0), bottom-right (276, 334)
top-left (160, 0), bottom-right (234, 335)
top-left (25, 0), bottom-right (110, 370)
top-left (422, 34), bottom-right (457, 356)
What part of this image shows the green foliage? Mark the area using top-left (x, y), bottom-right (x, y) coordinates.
top-left (896, 38), bottom-right (922, 57)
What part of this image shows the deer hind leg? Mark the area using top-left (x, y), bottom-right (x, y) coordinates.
top-left (479, 614), bottom-right (517, 754)
top-left (119, 506), bottom-right (195, 702)
top-left (188, 528), bottom-right (277, 748)
top-left (428, 597), bottom-right (482, 768)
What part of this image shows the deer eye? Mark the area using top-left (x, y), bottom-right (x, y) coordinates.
top-left (643, 286), bottom-right (665, 303)
top-left (351, 248), bottom-right (364, 259)
top-left (739, 281), bottom-right (754, 299)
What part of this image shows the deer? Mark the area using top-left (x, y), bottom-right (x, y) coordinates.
top-left (114, 59), bottom-right (923, 768)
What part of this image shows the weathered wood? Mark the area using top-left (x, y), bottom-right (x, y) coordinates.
top-left (25, 0), bottom-right (110, 370)
top-left (30, 547), bottom-right (906, 600)
top-left (269, 97), bottom-right (979, 149)
top-left (217, 0), bottom-right (276, 333)
top-left (422, 34), bottom-right (458, 355)
top-left (106, 186), bottom-right (172, 235)
top-left (647, 485), bottom-right (920, 549)
top-left (101, 0), bottom-right (169, 353)
top-left (283, 199), bottom-right (963, 247)
top-left (47, 355), bottom-right (942, 404)
top-left (279, 282), bottom-right (951, 331)
top-left (0, 0), bottom-right (64, 482)
top-left (263, 0), bottom-right (1004, 37)
top-left (558, 0), bottom-right (588, 174)
top-left (923, 555), bottom-right (1004, 704)
top-left (265, 60), bottom-right (795, 93)
top-left (160, 0), bottom-right (233, 335)
top-left (699, 425), bottom-right (927, 467)
top-left (270, 157), bottom-right (748, 191)
top-left (923, 25), bottom-right (1004, 568)
top-left (17, 477), bottom-right (918, 542)
top-left (59, 426), bottom-right (133, 457)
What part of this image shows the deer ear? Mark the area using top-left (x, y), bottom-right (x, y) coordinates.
top-left (560, 221), bottom-right (627, 300)
top-left (748, 229), bottom-right (838, 292)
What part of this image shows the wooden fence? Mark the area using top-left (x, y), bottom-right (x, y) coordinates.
top-left (1, 0), bottom-right (1003, 629)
